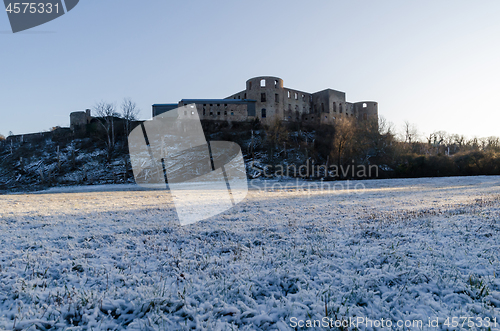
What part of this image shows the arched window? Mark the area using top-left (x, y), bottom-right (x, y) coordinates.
top-left (363, 103), bottom-right (367, 108)
top-left (260, 79), bottom-right (266, 87)
top-left (333, 103), bottom-right (336, 112)
top-left (339, 104), bottom-right (343, 113)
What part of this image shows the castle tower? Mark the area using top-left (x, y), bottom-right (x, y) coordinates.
top-left (353, 101), bottom-right (378, 121)
top-left (245, 76), bottom-right (284, 124)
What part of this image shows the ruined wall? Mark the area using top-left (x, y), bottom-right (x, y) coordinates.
top-left (157, 76), bottom-right (379, 127)
top-left (70, 109), bottom-right (92, 133)
top-left (282, 88), bottom-right (312, 123)
top-left (353, 101), bottom-right (378, 121)
top-left (179, 100), bottom-right (255, 123)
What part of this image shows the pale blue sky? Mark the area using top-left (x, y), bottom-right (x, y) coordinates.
top-left (1, 1), bottom-right (499, 140)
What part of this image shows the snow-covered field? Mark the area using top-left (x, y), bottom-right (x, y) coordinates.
top-left (1, 176), bottom-right (500, 330)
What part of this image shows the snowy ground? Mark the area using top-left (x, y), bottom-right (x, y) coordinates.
top-left (1, 176), bottom-right (500, 330)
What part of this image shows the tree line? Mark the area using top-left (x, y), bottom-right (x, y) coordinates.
top-left (260, 116), bottom-right (500, 179)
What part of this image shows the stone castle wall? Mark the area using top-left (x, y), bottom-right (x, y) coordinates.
top-left (154, 76), bottom-right (379, 126)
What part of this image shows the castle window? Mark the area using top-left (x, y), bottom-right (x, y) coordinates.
top-left (287, 91), bottom-right (291, 98)
top-left (231, 111), bottom-right (234, 116)
top-left (363, 103), bottom-right (367, 108)
top-left (203, 104), bottom-right (206, 106)
top-left (275, 80), bottom-right (279, 88)
top-left (339, 104), bottom-right (343, 113)
top-left (261, 108), bottom-right (267, 118)
top-left (210, 104), bottom-right (213, 106)
top-left (333, 103), bottom-right (336, 112)
top-left (203, 109), bottom-right (206, 116)
top-left (275, 93), bottom-right (279, 103)
top-left (261, 93), bottom-right (266, 102)
top-left (244, 93), bottom-right (246, 99)
top-left (310, 95), bottom-right (313, 102)
top-left (217, 104), bottom-right (220, 107)
top-left (294, 92), bottom-right (298, 100)
top-left (224, 104), bottom-right (228, 108)
top-left (248, 82), bottom-right (252, 90)
top-left (217, 111), bottom-right (221, 115)
top-left (302, 94), bottom-right (305, 100)
top-left (210, 111), bottom-right (213, 115)
top-left (260, 79), bottom-right (266, 87)
top-left (321, 103), bottom-right (324, 113)
top-left (224, 111), bottom-right (227, 116)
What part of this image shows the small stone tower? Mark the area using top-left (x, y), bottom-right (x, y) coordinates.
top-left (70, 109), bottom-right (92, 131)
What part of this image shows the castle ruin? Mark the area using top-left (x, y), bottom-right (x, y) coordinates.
top-left (153, 76), bottom-right (378, 125)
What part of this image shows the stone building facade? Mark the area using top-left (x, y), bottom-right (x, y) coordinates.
top-left (153, 76), bottom-right (378, 126)
top-left (70, 109), bottom-right (92, 131)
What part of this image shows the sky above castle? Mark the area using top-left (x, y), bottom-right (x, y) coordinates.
top-left (1, 1), bottom-right (499, 140)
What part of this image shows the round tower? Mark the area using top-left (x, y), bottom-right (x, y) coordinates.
top-left (70, 109), bottom-right (92, 131)
top-left (245, 76), bottom-right (284, 124)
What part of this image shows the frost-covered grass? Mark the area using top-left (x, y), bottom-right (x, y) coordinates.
top-left (0, 176), bottom-right (500, 330)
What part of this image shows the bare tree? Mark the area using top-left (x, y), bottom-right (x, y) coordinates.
top-left (121, 98), bottom-right (140, 137)
top-left (378, 116), bottom-right (394, 136)
top-left (427, 131), bottom-right (448, 154)
top-left (403, 121), bottom-right (418, 144)
top-left (332, 117), bottom-right (355, 171)
top-left (484, 136), bottom-right (500, 152)
top-left (94, 101), bottom-right (118, 161)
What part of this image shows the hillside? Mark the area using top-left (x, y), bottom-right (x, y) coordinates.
top-left (1, 118), bottom-right (499, 194)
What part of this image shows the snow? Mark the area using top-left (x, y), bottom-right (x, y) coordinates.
top-left (0, 176), bottom-right (500, 330)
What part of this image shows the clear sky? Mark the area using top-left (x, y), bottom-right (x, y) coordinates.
top-left (1, 1), bottom-right (499, 140)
